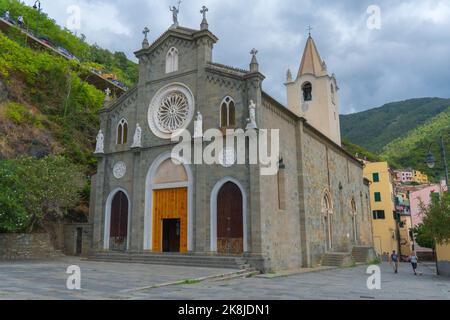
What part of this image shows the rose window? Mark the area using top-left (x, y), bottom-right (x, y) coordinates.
top-left (148, 83), bottom-right (195, 139)
top-left (157, 92), bottom-right (189, 133)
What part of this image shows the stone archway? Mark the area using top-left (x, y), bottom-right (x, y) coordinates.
top-left (350, 198), bottom-right (358, 244)
top-left (143, 152), bottom-right (193, 252)
top-left (103, 188), bottom-right (131, 251)
top-left (210, 177), bottom-right (248, 254)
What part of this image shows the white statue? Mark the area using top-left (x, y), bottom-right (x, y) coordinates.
top-left (246, 100), bottom-right (258, 130)
top-left (131, 123), bottom-right (142, 148)
top-left (193, 111), bottom-right (203, 139)
top-left (94, 129), bottom-right (104, 154)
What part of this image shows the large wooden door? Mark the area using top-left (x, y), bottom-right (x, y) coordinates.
top-left (217, 182), bottom-right (243, 255)
top-left (110, 191), bottom-right (128, 251)
top-left (152, 188), bottom-right (188, 253)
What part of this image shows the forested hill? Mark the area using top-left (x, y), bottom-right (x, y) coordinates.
top-left (341, 98), bottom-right (450, 180)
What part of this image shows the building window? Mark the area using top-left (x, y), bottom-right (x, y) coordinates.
top-left (220, 96), bottom-right (236, 128)
top-left (373, 210), bottom-right (385, 220)
top-left (165, 47), bottom-right (179, 73)
top-left (302, 82), bottom-right (312, 102)
top-left (374, 192), bottom-right (382, 202)
top-left (117, 118), bottom-right (128, 145)
top-left (277, 159), bottom-right (286, 210)
top-left (372, 173), bottom-right (380, 183)
top-left (331, 84), bottom-right (335, 104)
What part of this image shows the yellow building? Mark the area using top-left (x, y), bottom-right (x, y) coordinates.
top-left (436, 243), bottom-right (450, 277)
top-left (363, 161), bottom-right (399, 257)
top-left (413, 170), bottom-right (429, 184)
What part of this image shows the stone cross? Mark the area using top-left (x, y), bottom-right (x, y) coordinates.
top-left (143, 27), bottom-right (150, 39)
top-left (250, 48), bottom-right (258, 56)
top-left (200, 6), bottom-right (208, 19)
top-left (105, 87), bottom-right (111, 97)
top-left (307, 25), bottom-right (313, 36)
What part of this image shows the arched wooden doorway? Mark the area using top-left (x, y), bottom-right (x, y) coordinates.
top-left (217, 182), bottom-right (243, 255)
top-left (109, 191), bottom-right (129, 251)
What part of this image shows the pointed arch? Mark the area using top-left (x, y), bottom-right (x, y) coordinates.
top-left (166, 47), bottom-right (179, 73)
top-left (322, 189), bottom-right (333, 251)
top-left (210, 177), bottom-right (248, 253)
top-left (143, 152), bottom-right (194, 251)
top-left (116, 118), bottom-right (128, 145)
top-left (103, 188), bottom-right (131, 251)
top-left (302, 82), bottom-right (313, 102)
top-left (219, 96), bottom-right (236, 128)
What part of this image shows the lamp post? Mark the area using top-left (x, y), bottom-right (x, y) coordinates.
top-left (33, 0), bottom-right (41, 37)
top-left (425, 135), bottom-right (449, 190)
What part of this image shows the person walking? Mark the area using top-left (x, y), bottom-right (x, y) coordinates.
top-left (410, 252), bottom-right (419, 276)
top-left (390, 250), bottom-right (399, 274)
top-left (17, 15), bottom-right (24, 28)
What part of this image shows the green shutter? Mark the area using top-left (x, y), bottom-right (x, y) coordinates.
top-left (373, 173), bottom-right (380, 183)
top-left (374, 192), bottom-right (382, 202)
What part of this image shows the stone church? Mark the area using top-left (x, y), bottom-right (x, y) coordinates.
top-left (89, 10), bottom-right (374, 271)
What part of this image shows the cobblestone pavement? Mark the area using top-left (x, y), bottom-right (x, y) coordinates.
top-left (0, 258), bottom-right (449, 300)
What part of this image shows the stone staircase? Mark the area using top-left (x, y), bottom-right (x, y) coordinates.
top-left (321, 252), bottom-right (354, 267)
top-left (88, 252), bottom-right (257, 270)
top-left (351, 246), bottom-right (378, 263)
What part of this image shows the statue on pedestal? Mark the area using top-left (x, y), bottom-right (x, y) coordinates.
top-left (246, 100), bottom-right (258, 130)
top-left (193, 111), bottom-right (203, 139)
top-left (94, 129), bottom-right (104, 154)
top-left (131, 123), bottom-right (142, 148)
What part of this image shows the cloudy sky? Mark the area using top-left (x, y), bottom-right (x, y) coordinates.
top-left (22, 0), bottom-right (450, 114)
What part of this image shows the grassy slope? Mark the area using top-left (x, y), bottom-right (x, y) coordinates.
top-left (340, 98), bottom-right (450, 153)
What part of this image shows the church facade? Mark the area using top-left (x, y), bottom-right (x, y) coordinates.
top-left (89, 16), bottom-right (373, 271)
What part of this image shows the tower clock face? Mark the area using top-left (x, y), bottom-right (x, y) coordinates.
top-left (218, 148), bottom-right (236, 168)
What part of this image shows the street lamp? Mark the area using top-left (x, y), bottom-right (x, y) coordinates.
top-left (425, 135), bottom-right (449, 188)
top-left (32, 0), bottom-right (41, 37)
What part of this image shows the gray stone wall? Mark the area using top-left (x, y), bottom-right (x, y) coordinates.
top-left (0, 234), bottom-right (59, 260)
top-left (63, 224), bottom-right (93, 257)
top-left (259, 98), bottom-right (303, 271)
top-left (301, 125), bottom-right (373, 267)
top-left (438, 261), bottom-right (450, 277)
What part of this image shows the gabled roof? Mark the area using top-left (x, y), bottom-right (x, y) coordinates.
top-left (297, 36), bottom-right (327, 78)
top-left (134, 26), bottom-right (218, 58)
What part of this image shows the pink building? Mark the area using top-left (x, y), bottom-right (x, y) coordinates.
top-left (410, 182), bottom-right (446, 255)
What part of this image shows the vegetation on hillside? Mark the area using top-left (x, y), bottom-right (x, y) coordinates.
top-left (341, 98), bottom-right (450, 152)
top-left (0, 0), bottom-right (138, 87)
top-left (342, 139), bottom-right (387, 164)
top-left (341, 98), bottom-right (450, 181)
top-left (0, 156), bottom-right (85, 233)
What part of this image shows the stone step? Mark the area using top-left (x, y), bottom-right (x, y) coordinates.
top-left (88, 252), bottom-right (248, 269)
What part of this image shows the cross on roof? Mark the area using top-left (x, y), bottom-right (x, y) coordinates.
top-left (307, 25), bottom-right (313, 36)
top-left (250, 48), bottom-right (258, 56)
top-left (200, 5), bottom-right (208, 19)
top-left (143, 27), bottom-right (150, 39)
top-left (105, 88), bottom-right (111, 97)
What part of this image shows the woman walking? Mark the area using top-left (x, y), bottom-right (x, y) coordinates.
top-left (410, 252), bottom-right (419, 275)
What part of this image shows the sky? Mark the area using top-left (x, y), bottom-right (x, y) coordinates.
top-left (22, 0), bottom-right (450, 114)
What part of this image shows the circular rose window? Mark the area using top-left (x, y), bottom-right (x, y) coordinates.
top-left (148, 83), bottom-right (195, 139)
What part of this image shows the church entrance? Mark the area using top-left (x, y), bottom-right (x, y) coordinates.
top-left (153, 188), bottom-right (188, 253)
top-left (162, 219), bottom-right (181, 252)
top-left (110, 191), bottom-right (129, 251)
top-left (217, 182), bottom-right (243, 255)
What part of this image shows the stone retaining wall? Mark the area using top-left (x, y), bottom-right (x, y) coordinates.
top-left (0, 233), bottom-right (60, 260)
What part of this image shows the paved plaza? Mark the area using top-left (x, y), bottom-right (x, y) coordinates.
top-left (0, 258), bottom-right (449, 300)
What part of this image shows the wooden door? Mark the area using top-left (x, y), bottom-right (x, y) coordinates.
top-left (110, 191), bottom-right (128, 251)
top-left (217, 182), bottom-right (243, 255)
top-left (153, 188), bottom-right (188, 253)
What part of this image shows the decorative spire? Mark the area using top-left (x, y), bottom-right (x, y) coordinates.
top-left (142, 27), bottom-right (150, 49)
top-left (297, 35), bottom-right (327, 77)
top-left (286, 68), bottom-right (293, 82)
top-left (200, 5), bottom-right (209, 30)
top-left (250, 48), bottom-right (259, 72)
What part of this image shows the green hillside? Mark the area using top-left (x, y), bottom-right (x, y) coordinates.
top-left (341, 98), bottom-right (450, 153)
top-left (0, 0), bottom-right (138, 219)
top-left (341, 98), bottom-right (450, 181)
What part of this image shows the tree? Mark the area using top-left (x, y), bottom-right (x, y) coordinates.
top-left (412, 224), bottom-right (435, 250)
top-left (0, 156), bottom-right (85, 233)
top-left (419, 192), bottom-right (450, 246)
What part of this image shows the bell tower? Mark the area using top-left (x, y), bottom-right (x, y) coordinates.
top-left (285, 35), bottom-right (341, 146)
